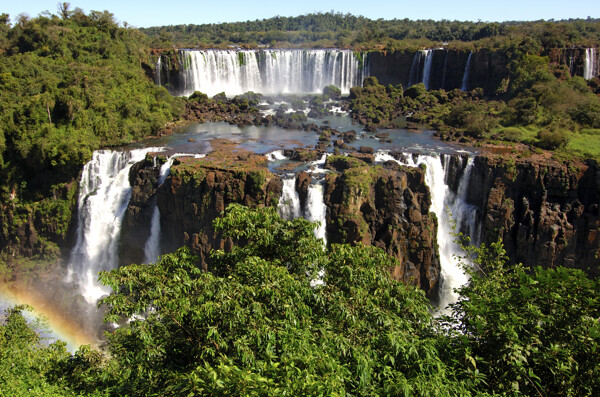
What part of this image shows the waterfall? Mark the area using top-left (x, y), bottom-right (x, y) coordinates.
top-left (278, 176), bottom-right (302, 220)
top-left (142, 157), bottom-right (176, 264)
top-left (408, 50), bottom-right (434, 89)
top-left (461, 53), bottom-right (473, 91)
top-left (143, 153), bottom-right (206, 264)
top-left (265, 150), bottom-right (287, 161)
top-left (67, 148), bottom-right (163, 303)
top-left (422, 50), bottom-right (434, 90)
top-left (584, 48), bottom-right (597, 80)
top-left (175, 49), bottom-right (368, 97)
top-left (408, 51), bottom-right (421, 87)
top-left (304, 180), bottom-right (327, 246)
top-left (441, 51), bottom-right (448, 90)
top-left (155, 56), bottom-right (162, 86)
top-left (375, 151), bottom-right (477, 313)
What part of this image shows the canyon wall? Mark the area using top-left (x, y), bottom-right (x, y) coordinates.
top-left (454, 154), bottom-right (600, 276)
top-left (123, 150), bottom-right (441, 295)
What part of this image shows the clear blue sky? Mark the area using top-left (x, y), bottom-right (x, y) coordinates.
top-left (3, 1), bottom-right (599, 28)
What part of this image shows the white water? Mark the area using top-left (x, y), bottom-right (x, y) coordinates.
top-left (176, 49), bottom-right (368, 97)
top-left (155, 57), bottom-right (162, 86)
top-left (408, 51), bottom-right (421, 87)
top-left (422, 50), bottom-right (434, 90)
top-left (67, 148), bottom-right (164, 303)
top-left (375, 151), bottom-right (477, 313)
top-left (584, 48), bottom-right (597, 80)
top-left (408, 50), bottom-right (435, 89)
top-left (461, 53), bottom-right (472, 91)
top-left (265, 150), bottom-right (287, 161)
top-left (142, 157), bottom-right (175, 264)
top-left (278, 176), bottom-right (302, 220)
top-left (304, 181), bottom-right (327, 246)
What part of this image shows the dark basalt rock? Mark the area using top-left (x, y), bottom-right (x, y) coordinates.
top-left (446, 153), bottom-right (600, 276)
top-left (323, 158), bottom-right (440, 296)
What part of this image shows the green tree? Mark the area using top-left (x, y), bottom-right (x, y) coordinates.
top-left (446, 240), bottom-right (600, 396)
top-left (97, 204), bottom-right (470, 395)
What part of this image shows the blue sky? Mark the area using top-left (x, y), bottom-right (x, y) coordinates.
top-left (3, 1), bottom-right (599, 28)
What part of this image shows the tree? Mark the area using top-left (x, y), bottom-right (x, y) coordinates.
top-left (0, 305), bottom-right (73, 396)
top-left (97, 204), bottom-right (469, 395)
top-left (446, 239), bottom-right (600, 396)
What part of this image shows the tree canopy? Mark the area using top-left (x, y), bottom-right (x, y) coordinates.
top-left (2, 204), bottom-right (599, 395)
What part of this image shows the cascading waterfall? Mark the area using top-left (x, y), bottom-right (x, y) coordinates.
top-left (304, 180), bottom-right (327, 246)
top-left (143, 153), bottom-right (206, 264)
top-left (408, 50), bottom-right (434, 89)
top-left (584, 48), bottom-right (598, 80)
top-left (175, 49), bottom-right (368, 97)
top-left (155, 56), bottom-right (162, 86)
top-left (66, 148), bottom-right (163, 303)
top-left (142, 157), bottom-right (175, 264)
top-left (375, 151), bottom-right (477, 313)
top-left (422, 50), bottom-right (434, 90)
top-left (441, 51), bottom-right (449, 90)
top-left (461, 53), bottom-right (473, 91)
top-left (408, 51), bottom-right (422, 87)
top-left (278, 176), bottom-right (302, 220)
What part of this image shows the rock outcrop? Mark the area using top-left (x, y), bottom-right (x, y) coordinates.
top-left (456, 154), bottom-right (600, 275)
top-left (323, 155), bottom-right (440, 295)
top-left (120, 156), bottom-right (162, 265)
top-left (156, 147), bottom-right (282, 269)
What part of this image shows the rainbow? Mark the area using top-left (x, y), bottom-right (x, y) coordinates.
top-left (0, 282), bottom-right (98, 351)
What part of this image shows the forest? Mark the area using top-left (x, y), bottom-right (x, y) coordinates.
top-left (0, 5), bottom-right (600, 395)
top-left (141, 12), bottom-right (600, 50)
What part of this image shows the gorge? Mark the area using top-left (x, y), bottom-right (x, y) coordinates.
top-left (42, 118), bottom-right (597, 342)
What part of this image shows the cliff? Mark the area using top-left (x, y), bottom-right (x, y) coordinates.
top-left (123, 147), bottom-right (442, 294)
top-left (155, 147), bottom-right (282, 270)
top-left (323, 155), bottom-right (441, 295)
top-left (457, 153), bottom-right (600, 275)
top-left (368, 49), bottom-right (508, 95)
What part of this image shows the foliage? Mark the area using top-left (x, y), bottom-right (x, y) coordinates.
top-left (140, 12), bottom-right (600, 50)
top-left (1, 206), bottom-right (600, 395)
top-left (95, 204), bottom-right (471, 395)
top-left (0, 8), bottom-right (182, 203)
top-left (446, 239), bottom-right (600, 396)
top-left (0, 305), bottom-right (76, 396)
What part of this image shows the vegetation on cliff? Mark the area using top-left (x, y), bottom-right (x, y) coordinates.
top-left (2, 205), bottom-right (599, 395)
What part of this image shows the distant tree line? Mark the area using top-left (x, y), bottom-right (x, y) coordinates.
top-left (140, 12), bottom-right (600, 50)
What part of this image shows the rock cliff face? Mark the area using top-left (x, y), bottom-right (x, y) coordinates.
top-left (368, 49), bottom-right (508, 95)
top-left (121, 156), bottom-right (162, 265)
top-left (123, 147), bottom-right (600, 294)
top-left (155, 151), bottom-right (282, 270)
top-left (323, 155), bottom-right (440, 295)
top-left (123, 149), bottom-right (442, 294)
top-left (456, 154), bottom-right (600, 275)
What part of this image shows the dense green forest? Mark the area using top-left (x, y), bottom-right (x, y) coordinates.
top-left (0, 8), bottom-right (181, 199)
top-left (0, 7), bottom-right (184, 266)
top-left (2, 205), bottom-right (599, 395)
top-left (141, 12), bottom-right (600, 50)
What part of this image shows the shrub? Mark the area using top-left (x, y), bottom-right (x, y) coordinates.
top-left (536, 130), bottom-right (569, 150)
top-left (498, 127), bottom-right (523, 142)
